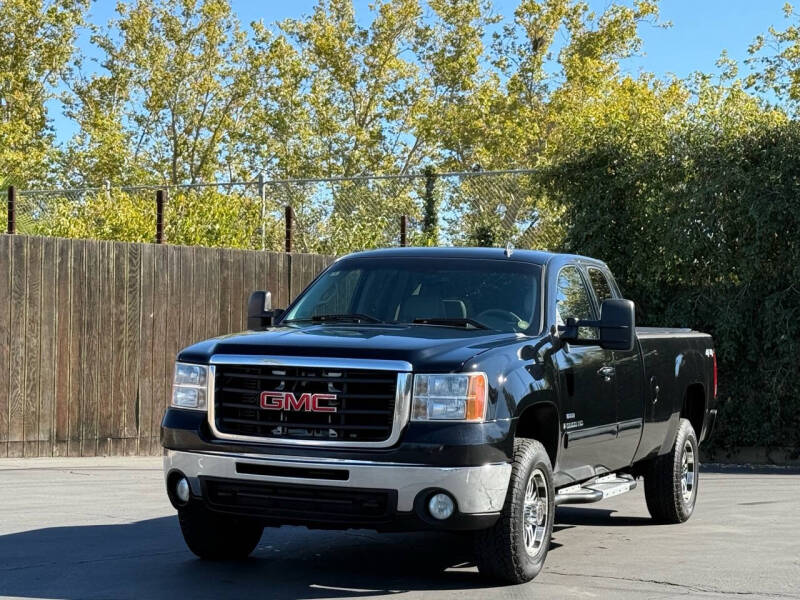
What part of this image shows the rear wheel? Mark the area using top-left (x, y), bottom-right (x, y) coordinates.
top-left (475, 438), bottom-right (554, 583)
top-left (178, 506), bottom-right (263, 560)
top-left (644, 418), bottom-right (699, 523)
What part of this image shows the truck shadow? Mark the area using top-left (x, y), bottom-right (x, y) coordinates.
top-left (0, 516), bottom-right (520, 599)
top-left (0, 507), bottom-right (670, 598)
top-left (555, 506), bottom-right (654, 526)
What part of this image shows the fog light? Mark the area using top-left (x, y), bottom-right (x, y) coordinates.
top-left (175, 477), bottom-right (190, 503)
top-left (428, 493), bottom-right (455, 520)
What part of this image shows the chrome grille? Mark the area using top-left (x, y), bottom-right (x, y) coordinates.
top-left (213, 363), bottom-right (400, 443)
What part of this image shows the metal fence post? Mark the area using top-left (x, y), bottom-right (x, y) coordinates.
top-left (7, 186), bottom-right (15, 234)
top-left (285, 205), bottom-right (293, 253)
top-left (423, 167), bottom-right (437, 244)
top-left (156, 189), bottom-right (165, 244)
top-left (400, 215), bottom-right (407, 247)
top-left (258, 172), bottom-right (266, 251)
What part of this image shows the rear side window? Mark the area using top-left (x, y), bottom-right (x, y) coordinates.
top-left (588, 268), bottom-right (614, 303)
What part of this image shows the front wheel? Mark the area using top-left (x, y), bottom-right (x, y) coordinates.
top-left (178, 506), bottom-right (263, 560)
top-left (644, 418), bottom-right (699, 523)
top-left (474, 438), bottom-right (554, 583)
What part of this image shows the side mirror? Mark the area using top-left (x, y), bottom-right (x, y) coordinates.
top-left (247, 291), bottom-right (284, 330)
top-left (597, 298), bottom-right (635, 352)
top-left (558, 298), bottom-right (635, 352)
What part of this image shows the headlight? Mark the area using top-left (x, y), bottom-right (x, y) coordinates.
top-left (171, 362), bottom-right (209, 410)
top-left (411, 373), bottom-right (487, 422)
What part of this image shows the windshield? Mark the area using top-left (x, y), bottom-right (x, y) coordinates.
top-left (282, 257), bottom-right (542, 334)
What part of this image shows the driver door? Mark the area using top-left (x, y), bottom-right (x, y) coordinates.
top-left (552, 265), bottom-right (618, 477)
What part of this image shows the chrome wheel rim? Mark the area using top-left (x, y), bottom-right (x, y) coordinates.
top-left (522, 468), bottom-right (549, 558)
top-left (681, 440), bottom-right (696, 503)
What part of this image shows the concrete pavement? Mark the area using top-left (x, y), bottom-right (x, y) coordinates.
top-left (0, 457), bottom-right (798, 600)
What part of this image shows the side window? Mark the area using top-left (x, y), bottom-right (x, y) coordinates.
top-left (588, 268), bottom-right (614, 304)
top-left (555, 266), bottom-right (598, 340)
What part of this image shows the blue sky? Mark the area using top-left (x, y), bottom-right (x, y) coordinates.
top-left (53, 0), bottom-right (790, 142)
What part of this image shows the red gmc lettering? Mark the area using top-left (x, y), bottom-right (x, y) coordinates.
top-left (259, 391), bottom-right (337, 413)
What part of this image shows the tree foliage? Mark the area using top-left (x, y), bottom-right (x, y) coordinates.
top-left (0, 0), bottom-right (87, 187)
top-left (747, 3), bottom-right (800, 117)
top-left (64, 0), bottom-right (253, 186)
top-left (542, 75), bottom-right (797, 452)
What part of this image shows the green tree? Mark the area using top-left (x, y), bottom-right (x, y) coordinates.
top-left (746, 3), bottom-right (800, 116)
top-left (0, 0), bottom-right (87, 187)
top-left (417, 0), bottom-right (662, 249)
top-left (278, 0), bottom-right (427, 178)
top-left (233, 24), bottom-right (315, 180)
top-left (65, 0), bottom-right (252, 186)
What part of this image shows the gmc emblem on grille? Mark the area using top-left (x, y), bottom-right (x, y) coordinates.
top-left (259, 391), bottom-right (338, 413)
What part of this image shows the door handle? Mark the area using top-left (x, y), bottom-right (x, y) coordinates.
top-left (597, 366), bottom-right (616, 381)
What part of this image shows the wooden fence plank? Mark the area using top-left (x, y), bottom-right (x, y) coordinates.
top-left (81, 240), bottom-right (99, 456)
top-left (8, 236), bottom-right (26, 458)
top-left (229, 249), bottom-right (244, 332)
top-left (150, 244), bottom-right (168, 454)
top-left (67, 241), bottom-right (85, 456)
top-left (124, 243), bottom-right (141, 455)
top-left (195, 248), bottom-right (208, 340)
top-left (53, 238), bottom-right (71, 456)
top-left (206, 249), bottom-right (220, 339)
top-left (0, 236), bottom-right (10, 457)
top-left (289, 252), bottom-right (302, 300)
top-left (137, 243), bottom-right (155, 455)
top-left (264, 252), bottom-right (277, 309)
top-left (274, 252), bottom-right (288, 309)
top-left (111, 243), bottom-right (128, 455)
top-left (38, 238), bottom-right (57, 456)
top-left (164, 245), bottom-right (181, 416)
top-left (304, 253), bottom-right (315, 290)
top-left (22, 236), bottom-right (41, 457)
top-left (190, 247), bottom-right (204, 344)
top-left (218, 249), bottom-right (232, 335)
top-left (97, 242), bottom-right (114, 456)
top-left (244, 251), bottom-right (257, 325)
top-left (178, 245), bottom-right (194, 350)
top-left (256, 250), bottom-right (268, 315)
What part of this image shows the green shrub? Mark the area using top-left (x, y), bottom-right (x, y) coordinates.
top-left (545, 122), bottom-right (800, 452)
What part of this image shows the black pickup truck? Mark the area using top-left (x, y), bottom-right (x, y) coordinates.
top-left (161, 247), bottom-right (718, 583)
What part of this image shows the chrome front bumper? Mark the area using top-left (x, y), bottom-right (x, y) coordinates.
top-left (164, 450), bottom-right (511, 514)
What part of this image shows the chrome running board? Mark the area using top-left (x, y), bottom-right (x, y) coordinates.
top-left (555, 473), bottom-right (637, 506)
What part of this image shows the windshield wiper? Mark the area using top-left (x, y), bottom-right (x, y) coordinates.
top-left (411, 317), bottom-right (490, 330)
top-left (310, 313), bottom-right (384, 324)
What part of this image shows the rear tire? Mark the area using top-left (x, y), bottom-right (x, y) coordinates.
top-left (644, 418), bottom-right (699, 523)
top-left (475, 438), bottom-right (554, 584)
top-left (178, 506), bottom-right (263, 560)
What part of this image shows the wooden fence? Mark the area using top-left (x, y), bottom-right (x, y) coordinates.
top-left (0, 234), bottom-right (333, 457)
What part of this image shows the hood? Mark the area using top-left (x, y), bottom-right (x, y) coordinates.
top-left (177, 324), bottom-right (523, 371)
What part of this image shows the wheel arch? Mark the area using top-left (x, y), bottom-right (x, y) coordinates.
top-left (681, 382), bottom-right (706, 441)
top-left (514, 401), bottom-right (560, 469)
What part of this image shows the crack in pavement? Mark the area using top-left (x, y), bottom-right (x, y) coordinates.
top-left (545, 569), bottom-right (799, 598)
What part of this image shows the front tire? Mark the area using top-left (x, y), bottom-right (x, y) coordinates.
top-left (475, 438), bottom-right (554, 584)
top-left (644, 418), bottom-right (699, 523)
top-left (178, 506), bottom-right (263, 560)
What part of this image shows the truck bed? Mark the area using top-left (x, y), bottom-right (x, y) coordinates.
top-left (636, 327), bottom-right (710, 339)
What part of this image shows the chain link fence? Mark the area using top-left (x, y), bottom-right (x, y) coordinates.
top-left (3, 169), bottom-right (565, 254)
